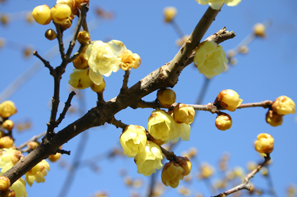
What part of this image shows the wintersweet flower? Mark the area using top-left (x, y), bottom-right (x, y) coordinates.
top-left (10, 178), bottom-right (27, 197)
top-left (254, 133), bottom-right (274, 155)
top-left (0, 176), bottom-right (10, 191)
top-left (266, 110), bottom-right (283, 127)
top-left (119, 50), bottom-right (141, 71)
top-left (32, 5), bottom-right (52, 25)
top-left (194, 41), bottom-right (228, 79)
top-left (166, 121), bottom-right (191, 143)
top-left (216, 89), bottom-right (243, 111)
top-left (272, 96), bottom-right (296, 115)
top-left (0, 148), bottom-right (23, 174)
top-left (161, 161), bottom-right (185, 188)
top-left (176, 156), bottom-right (192, 176)
top-left (51, 4), bottom-right (72, 24)
top-left (173, 103), bottom-right (195, 125)
top-left (120, 125), bottom-right (147, 158)
top-left (25, 160), bottom-right (50, 187)
top-left (215, 113), bottom-right (232, 130)
top-left (68, 69), bottom-right (91, 89)
top-left (195, 0), bottom-right (241, 10)
top-left (0, 101), bottom-right (17, 118)
top-left (163, 7), bottom-right (177, 23)
top-left (198, 163), bottom-right (214, 179)
top-left (90, 79), bottom-right (106, 93)
top-left (157, 88), bottom-right (176, 108)
top-left (86, 40), bottom-right (127, 85)
top-left (148, 110), bottom-right (174, 141)
top-left (0, 136), bottom-right (14, 148)
top-left (134, 141), bottom-right (163, 176)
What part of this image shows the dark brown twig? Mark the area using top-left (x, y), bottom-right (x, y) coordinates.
top-left (33, 51), bottom-right (54, 75)
top-left (55, 91), bottom-right (76, 126)
top-left (121, 70), bottom-right (131, 93)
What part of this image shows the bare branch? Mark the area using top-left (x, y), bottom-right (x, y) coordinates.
top-left (55, 91), bottom-right (76, 126)
top-left (33, 51), bottom-right (54, 75)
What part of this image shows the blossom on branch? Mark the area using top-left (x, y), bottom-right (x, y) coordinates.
top-left (195, 0), bottom-right (241, 10)
top-left (194, 41), bottom-right (228, 79)
top-left (272, 96), bottom-right (296, 115)
top-left (161, 161), bottom-right (185, 188)
top-left (254, 133), bottom-right (274, 155)
top-left (25, 160), bottom-right (50, 187)
top-left (0, 148), bottom-right (23, 174)
top-left (215, 89), bottom-right (243, 112)
top-left (10, 178), bottom-right (27, 197)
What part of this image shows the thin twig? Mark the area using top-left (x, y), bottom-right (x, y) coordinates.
top-left (55, 91), bottom-right (76, 126)
top-left (54, 23), bottom-right (65, 60)
top-left (16, 132), bottom-right (46, 150)
top-left (33, 51), bottom-right (54, 75)
top-left (121, 70), bottom-right (131, 93)
top-left (109, 118), bottom-right (128, 130)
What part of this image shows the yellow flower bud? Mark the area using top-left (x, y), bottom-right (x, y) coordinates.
top-left (56, 0), bottom-right (74, 10)
top-left (266, 110), bottom-right (283, 127)
top-left (119, 50), bottom-right (141, 71)
top-left (134, 141), bottom-right (163, 176)
top-left (148, 110), bottom-right (174, 141)
top-left (173, 103), bottom-right (195, 125)
top-left (176, 156), bottom-right (192, 176)
top-left (254, 133), bottom-right (274, 154)
top-left (60, 18), bottom-right (72, 31)
top-left (51, 4), bottom-right (72, 24)
top-left (233, 167), bottom-right (245, 178)
top-left (68, 69), bottom-right (91, 89)
top-left (195, 0), bottom-right (241, 10)
top-left (198, 163), bottom-right (214, 179)
top-left (261, 167), bottom-right (268, 176)
top-left (32, 5), bottom-right (52, 25)
top-left (216, 89), bottom-right (243, 112)
top-left (246, 161), bottom-right (257, 172)
top-left (0, 101), bottom-right (17, 118)
top-left (27, 141), bottom-right (39, 150)
top-left (77, 31), bottom-right (91, 45)
top-left (0, 136), bottom-right (14, 148)
top-left (215, 113), bottom-right (232, 131)
top-left (253, 23), bottom-right (266, 38)
top-left (188, 147), bottom-right (197, 159)
top-left (23, 47), bottom-right (32, 58)
top-left (90, 79), bottom-right (106, 93)
top-left (194, 41), bottom-right (228, 79)
top-left (0, 14), bottom-right (9, 25)
top-left (2, 120), bottom-right (14, 131)
top-left (10, 178), bottom-right (27, 197)
top-left (161, 161), bottom-right (185, 188)
top-left (72, 49), bottom-right (89, 69)
top-left (157, 88), bottom-right (176, 108)
top-left (25, 160), bottom-right (50, 186)
top-left (48, 153), bottom-right (61, 162)
top-left (163, 7), bottom-right (177, 23)
top-left (272, 96), bottom-right (296, 115)
top-left (0, 176), bottom-right (10, 191)
top-left (120, 125), bottom-right (147, 158)
top-left (45, 29), bottom-right (57, 41)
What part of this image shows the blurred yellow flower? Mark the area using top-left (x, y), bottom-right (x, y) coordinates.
top-left (163, 7), bottom-right (177, 23)
top-left (196, 0), bottom-right (241, 10)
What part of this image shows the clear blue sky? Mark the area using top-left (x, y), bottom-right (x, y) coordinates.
top-left (0, 0), bottom-right (296, 197)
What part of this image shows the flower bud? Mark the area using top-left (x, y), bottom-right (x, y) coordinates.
top-left (48, 153), bottom-right (61, 162)
top-left (90, 79), bottom-right (106, 93)
top-left (45, 29), bottom-right (57, 40)
top-left (173, 103), bottom-right (195, 125)
top-left (0, 176), bottom-right (10, 191)
top-left (215, 113), bottom-right (232, 131)
top-left (157, 88), bottom-right (176, 108)
top-left (32, 5), bottom-right (52, 25)
top-left (0, 136), bottom-right (14, 148)
top-left (72, 50), bottom-right (89, 69)
top-left (119, 50), bottom-right (141, 71)
top-left (216, 89), bottom-right (243, 112)
top-left (1, 189), bottom-right (15, 197)
top-left (68, 69), bottom-right (91, 89)
top-left (120, 125), bottom-right (147, 158)
top-left (254, 133), bottom-right (274, 154)
top-left (161, 161), bottom-right (184, 188)
top-left (27, 141), bottom-right (39, 150)
top-left (0, 14), bottom-right (9, 25)
top-left (272, 96), bottom-right (296, 115)
top-left (0, 131), bottom-right (5, 138)
top-left (77, 31), bottom-right (91, 45)
top-left (0, 101), bottom-right (17, 118)
top-left (60, 18), bottom-right (72, 31)
top-left (188, 147), bottom-right (197, 159)
top-left (2, 120), bottom-right (14, 131)
top-left (198, 163), bottom-right (214, 179)
top-left (51, 4), bottom-right (72, 24)
top-left (163, 7), bottom-right (177, 23)
top-left (266, 110), bottom-right (283, 127)
top-left (148, 110), bottom-right (174, 141)
top-left (253, 23), bottom-right (266, 38)
top-left (176, 156), bottom-right (192, 176)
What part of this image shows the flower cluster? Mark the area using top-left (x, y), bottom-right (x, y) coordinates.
top-left (25, 160), bottom-right (50, 187)
top-left (194, 41), bottom-right (228, 79)
top-left (196, 0), bottom-right (241, 10)
top-left (69, 39), bottom-right (141, 92)
top-left (266, 96), bottom-right (296, 127)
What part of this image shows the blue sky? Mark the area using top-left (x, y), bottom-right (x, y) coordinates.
top-left (0, 0), bottom-right (296, 197)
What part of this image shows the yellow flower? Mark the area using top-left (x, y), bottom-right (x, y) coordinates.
top-left (72, 46), bottom-right (89, 69)
top-left (119, 50), bottom-right (141, 71)
top-left (173, 103), bottom-right (195, 125)
top-left (272, 96), bottom-right (296, 115)
top-left (266, 110), bottom-right (283, 127)
top-left (134, 141), bottom-right (163, 176)
top-left (176, 156), bottom-right (192, 176)
top-left (0, 176), bottom-right (10, 191)
top-left (194, 41), bottom-right (228, 79)
top-left (254, 133), bottom-right (274, 155)
top-left (216, 89), bottom-right (243, 111)
top-left (215, 113), bottom-right (232, 130)
top-left (10, 178), bottom-right (27, 197)
top-left (196, 0), bottom-right (241, 10)
top-left (51, 4), bottom-right (72, 25)
top-left (68, 69), bottom-right (92, 89)
top-left (86, 40), bottom-right (127, 84)
top-left (165, 121), bottom-right (191, 144)
top-left (25, 160), bottom-right (50, 187)
top-left (253, 23), bottom-right (266, 38)
top-left (161, 161), bottom-right (185, 188)
top-left (77, 31), bottom-right (91, 45)
top-left (0, 148), bottom-right (23, 174)
top-left (199, 162), bottom-right (214, 179)
top-left (48, 153), bottom-right (61, 162)
top-left (120, 125), bottom-right (147, 158)
top-left (0, 101), bottom-right (17, 118)
top-left (32, 5), bottom-right (52, 25)
top-left (163, 7), bottom-right (177, 23)
top-left (90, 79), bottom-right (106, 93)
top-left (157, 88), bottom-right (176, 108)
top-left (0, 136), bottom-right (14, 149)
top-left (148, 110), bottom-right (174, 141)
